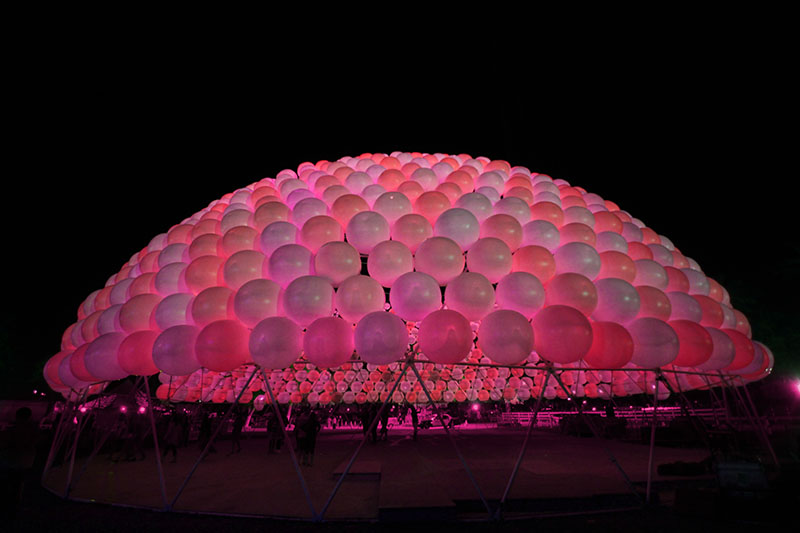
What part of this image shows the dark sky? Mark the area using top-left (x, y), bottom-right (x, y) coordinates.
top-left (4, 65), bottom-right (796, 398)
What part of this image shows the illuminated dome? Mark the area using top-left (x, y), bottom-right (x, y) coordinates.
top-left (44, 151), bottom-right (773, 404)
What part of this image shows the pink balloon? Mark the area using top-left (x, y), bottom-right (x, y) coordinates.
top-left (410, 168), bottom-right (438, 191)
top-left (414, 191), bottom-right (451, 223)
top-left (158, 243), bottom-right (189, 268)
top-left (344, 171), bottom-right (373, 194)
top-left (291, 197), bottom-right (328, 228)
top-left (118, 330), bottom-right (159, 376)
top-left (627, 318), bottom-right (679, 368)
top-left (184, 255), bottom-right (224, 294)
top-left (722, 328), bottom-right (755, 371)
top-left (669, 319), bottom-right (713, 367)
top-left (444, 272), bottom-right (495, 321)
top-left (331, 194), bottom-right (370, 226)
top-left (511, 245), bottom-right (556, 283)
top-left (681, 268), bottom-right (710, 295)
top-left (366, 240), bottom-right (413, 287)
top-left (373, 192), bottom-right (412, 224)
top-left (418, 309), bottom-right (473, 364)
top-left (249, 316), bottom-right (303, 369)
top-left (554, 242), bottom-right (601, 279)
top-left (465, 237), bottom-right (512, 283)
top-left (545, 273), bottom-right (598, 316)
top-left (314, 241), bottom-right (361, 286)
top-left (480, 214), bottom-right (523, 251)
top-left (300, 215), bottom-right (343, 253)
top-left (119, 293), bottom-right (160, 333)
top-left (455, 192), bottom-right (493, 222)
top-left (532, 305), bottom-right (593, 364)
top-left (97, 305), bottom-right (123, 335)
top-left (493, 197), bottom-right (531, 225)
top-left (434, 208), bottom-right (480, 251)
top-left (68, 344), bottom-right (97, 383)
top-left (346, 211), bottom-right (390, 254)
top-left (259, 221), bottom-right (299, 256)
top-left (391, 213), bottom-right (433, 253)
top-left (583, 321), bottom-right (634, 368)
top-left (597, 251), bottom-right (637, 283)
top-left (389, 271), bottom-right (442, 322)
top-left (152, 325), bottom-right (201, 376)
top-left (282, 275), bottom-right (334, 327)
top-left (496, 271), bottom-right (545, 319)
top-left (592, 278), bottom-right (640, 323)
top-left (664, 267), bottom-right (691, 292)
top-left (196, 320), bottom-right (251, 372)
top-left (633, 259), bottom-right (668, 289)
top-left (221, 250), bottom-right (264, 290)
top-left (191, 286), bottom-right (235, 327)
top-left (154, 293), bottom-right (194, 329)
top-left (478, 310), bottom-right (534, 365)
top-left (696, 327), bottom-right (736, 370)
top-left (304, 317), bottom-right (354, 367)
top-left (233, 278), bottom-right (281, 327)
top-left (354, 311), bottom-right (409, 365)
top-left (155, 262), bottom-right (187, 295)
top-left (667, 291), bottom-right (703, 322)
top-left (268, 244), bottom-right (313, 288)
top-left (414, 236), bottom-right (465, 285)
top-left (85, 332), bottom-right (128, 381)
top-left (59, 351), bottom-right (90, 389)
top-left (521, 220), bottom-right (560, 252)
top-left (635, 286), bottom-right (672, 320)
top-left (693, 295), bottom-right (724, 327)
top-left (335, 274), bottom-right (386, 323)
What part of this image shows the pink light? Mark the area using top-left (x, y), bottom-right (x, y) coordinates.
top-left (120, 406), bottom-right (127, 413)
top-left (471, 403), bottom-right (479, 411)
top-left (138, 406), bottom-right (146, 414)
top-left (79, 407), bottom-right (88, 413)
top-left (794, 379), bottom-right (800, 395)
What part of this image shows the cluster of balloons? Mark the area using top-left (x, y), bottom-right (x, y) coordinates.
top-left (44, 151), bottom-right (773, 402)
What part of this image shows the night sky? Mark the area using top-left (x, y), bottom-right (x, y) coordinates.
top-left (4, 67), bottom-right (796, 399)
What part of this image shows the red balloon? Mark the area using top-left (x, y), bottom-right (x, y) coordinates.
top-left (669, 320), bottom-right (713, 367)
top-left (721, 328), bottom-right (756, 371)
top-left (195, 320), bottom-right (251, 372)
top-left (532, 305), bottom-right (593, 364)
top-left (118, 330), bottom-right (160, 376)
top-left (304, 317), bottom-right (354, 368)
top-left (418, 309), bottom-right (473, 364)
top-left (583, 321), bottom-right (634, 368)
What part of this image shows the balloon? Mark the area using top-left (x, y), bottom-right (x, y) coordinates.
top-left (682, 268), bottom-right (710, 295)
top-left (68, 344), bottom-right (97, 383)
top-left (314, 241), bottom-right (361, 286)
top-left (722, 328), bottom-right (756, 371)
top-left (331, 194), bottom-right (370, 226)
top-left (530, 201), bottom-right (564, 227)
top-left (196, 320), bottom-right (251, 372)
top-left (85, 332), bottom-right (128, 381)
top-left (260, 221), bottom-right (299, 256)
top-left (511, 245), bottom-right (556, 283)
top-left (282, 275), bottom-right (335, 327)
top-left (455, 192), bottom-right (493, 222)
top-left (532, 305), bottom-right (593, 364)
top-left (233, 278), bottom-right (281, 327)
top-left (154, 293), bottom-right (194, 329)
top-left (493, 197), bottom-right (531, 225)
top-left (545, 273), bottom-right (598, 316)
top-left (466, 237), bottom-right (512, 283)
top-left (389, 271), bottom-right (442, 322)
top-left (633, 259), bottom-right (668, 289)
top-left (694, 295), bottom-right (724, 327)
top-left (444, 272), bottom-right (496, 321)
top-left (59, 351), bottom-right (90, 389)
top-left (414, 236), bottom-right (465, 285)
top-left (478, 310), bottom-right (534, 365)
top-left (354, 311), bottom-right (409, 365)
top-left (335, 275), bottom-right (386, 323)
top-left (667, 291), bottom-right (703, 322)
top-left (434, 208), bottom-right (480, 250)
top-left (597, 251), bottom-right (637, 283)
top-left (496, 271), bottom-right (545, 319)
top-left (669, 319), bottom-right (713, 367)
top-left (191, 286), bottom-right (235, 327)
top-left (300, 215), bottom-right (343, 253)
top-left (267, 244), bottom-right (313, 288)
top-left (696, 327), bottom-right (736, 370)
top-left (554, 242), bottom-right (601, 279)
top-left (155, 262), bottom-right (187, 296)
top-left (592, 278), bottom-right (640, 323)
top-left (373, 192), bottom-right (412, 224)
top-left (636, 286), bottom-right (672, 320)
top-left (414, 191), bottom-right (451, 223)
top-left (391, 213), bottom-right (433, 253)
top-left (559, 223), bottom-right (596, 247)
top-left (119, 293), bottom-right (161, 332)
top-left (304, 317), bottom-right (354, 367)
top-left (118, 330), bottom-right (159, 375)
top-left (583, 321), bottom-right (634, 368)
top-left (346, 211), bottom-right (390, 253)
top-left (291, 198), bottom-right (328, 228)
top-left (366, 240), bottom-right (413, 287)
top-left (521, 220), bottom-right (560, 252)
top-left (480, 214), bottom-right (523, 251)
top-left (627, 318), bottom-right (679, 368)
top-left (417, 309), bottom-right (473, 364)
top-left (249, 316), bottom-right (302, 369)
top-left (184, 255), bottom-right (224, 294)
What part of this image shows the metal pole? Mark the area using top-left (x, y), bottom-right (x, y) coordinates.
top-left (319, 357), bottom-right (412, 521)
top-left (143, 376), bottom-right (169, 508)
top-left (261, 368), bottom-right (319, 521)
top-left (729, 376), bottom-right (780, 469)
top-left (409, 359), bottom-right (493, 518)
top-left (64, 387), bottom-right (91, 498)
top-left (169, 365), bottom-right (258, 510)
top-left (496, 367), bottom-right (551, 519)
top-left (42, 394), bottom-right (77, 483)
top-left (645, 372), bottom-right (659, 504)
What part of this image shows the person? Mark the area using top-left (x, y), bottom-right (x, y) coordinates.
top-left (379, 404), bottom-right (391, 441)
top-left (300, 409), bottom-right (321, 466)
top-left (198, 410), bottom-right (217, 456)
top-left (162, 415), bottom-right (179, 463)
top-left (266, 411), bottom-right (280, 454)
top-left (0, 407), bottom-right (40, 519)
top-left (228, 409), bottom-right (246, 455)
top-left (408, 403), bottom-right (419, 441)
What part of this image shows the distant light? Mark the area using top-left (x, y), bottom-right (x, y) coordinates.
top-left (567, 397), bottom-right (572, 401)
top-left (120, 406), bottom-right (127, 413)
top-left (794, 379), bottom-right (800, 395)
top-left (592, 407), bottom-right (597, 411)
top-left (33, 389), bottom-right (37, 394)
top-left (582, 400), bottom-right (587, 404)
top-left (471, 403), bottom-right (479, 411)
top-left (138, 406), bottom-right (146, 414)
top-left (79, 407), bottom-right (88, 413)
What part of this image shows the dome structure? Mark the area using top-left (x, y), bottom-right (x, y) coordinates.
top-left (44, 151), bottom-right (774, 405)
